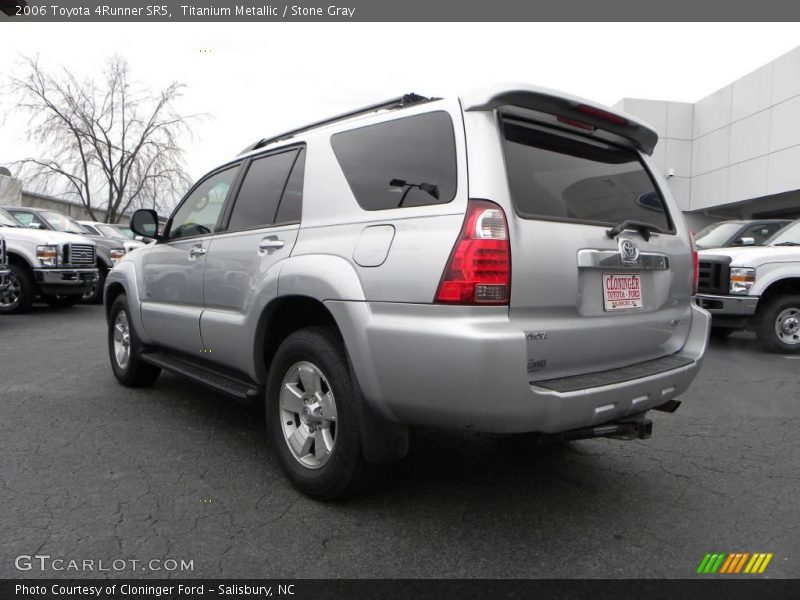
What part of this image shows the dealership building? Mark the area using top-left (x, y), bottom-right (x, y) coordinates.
top-left (615, 45), bottom-right (800, 230)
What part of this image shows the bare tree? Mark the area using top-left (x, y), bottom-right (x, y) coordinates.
top-left (5, 55), bottom-right (195, 222)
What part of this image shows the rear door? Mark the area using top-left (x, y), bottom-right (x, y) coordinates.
top-left (200, 147), bottom-right (304, 371)
top-left (497, 116), bottom-right (693, 381)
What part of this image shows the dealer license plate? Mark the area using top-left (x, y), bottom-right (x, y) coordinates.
top-left (602, 273), bottom-right (643, 311)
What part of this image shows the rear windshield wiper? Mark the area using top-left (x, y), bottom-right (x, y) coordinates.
top-left (389, 178), bottom-right (440, 208)
top-left (605, 219), bottom-right (664, 242)
top-left (772, 241), bottom-right (800, 246)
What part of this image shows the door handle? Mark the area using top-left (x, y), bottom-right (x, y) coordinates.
top-left (258, 238), bottom-right (285, 251)
top-left (188, 246), bottom-right (207, 258)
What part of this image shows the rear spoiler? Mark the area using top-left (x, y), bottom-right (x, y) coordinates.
top-left (461, 85), bottom-right (658, 156)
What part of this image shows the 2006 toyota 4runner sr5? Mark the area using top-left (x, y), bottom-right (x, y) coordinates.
top-left (105, 85), bottom-right (711, 499)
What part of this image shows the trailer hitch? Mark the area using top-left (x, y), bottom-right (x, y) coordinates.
top-left (542, 415), bottom-right (653, 444)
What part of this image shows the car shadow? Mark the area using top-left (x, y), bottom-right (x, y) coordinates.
top-left (144, 371), bottom-right (666, 517)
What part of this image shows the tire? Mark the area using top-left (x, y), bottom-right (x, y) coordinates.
top-left (266, 326), bottom-right (375, 500)
top-left (108, 294), bottom-right (161, 386)
top-left (43, 294), bottom-right (82, 308)
top-left (710, 326), bottom-right (736, 339)
top-left (0, 263), bottom-right (36, 314)
top-left (757, 295), bottom-right (800, 354)
top-left (81, 267), bottom-right (107, 304)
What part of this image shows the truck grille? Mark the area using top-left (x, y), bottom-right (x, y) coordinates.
top-left (65, 243), bottom-right (95, 266)
top-left (697, 257), bottom-right (731, 295)
top-left (0, 238), bottom-right (6, 267)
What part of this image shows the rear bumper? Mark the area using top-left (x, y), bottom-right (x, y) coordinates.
top-left (34, 267), bottom-right (98, 295)
top-left (329, 301), bottom-right (710, 434)
top-left (695, 293), bottom-right (759, 316)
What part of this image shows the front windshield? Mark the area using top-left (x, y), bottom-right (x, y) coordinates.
top-left (767, 220), bottom-right (800, 246)
top-left (694, 222), bottom-right (743, 248)
top-left (40, 211), bottom-right (88, 234)
top-left (96, 224), bottom-right (128, 239)
top-left (0, 208), bottom-right (20, 227)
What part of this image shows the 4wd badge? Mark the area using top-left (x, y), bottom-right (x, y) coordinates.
top-left (527, 359), bottom-right (547, 373)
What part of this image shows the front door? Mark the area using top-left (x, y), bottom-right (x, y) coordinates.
top-left (141, 165), bottom-right (239, 355)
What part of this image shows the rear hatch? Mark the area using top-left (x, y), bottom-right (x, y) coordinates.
top-left (497, 114), bottom-right (693, 381)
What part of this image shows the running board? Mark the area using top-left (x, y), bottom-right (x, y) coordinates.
top-left (140, 351), bottom-right (262, 402)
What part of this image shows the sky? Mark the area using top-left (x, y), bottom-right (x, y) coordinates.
top-left (0, 22), bottom-right (798, 202)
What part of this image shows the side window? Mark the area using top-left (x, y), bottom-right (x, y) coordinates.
top-left (274, 149), bottom-right (305, 225)
top-left (10, 211), bottom-right (44, 229)
top-left (227, 150), bottom-right (297, 232)
top-left (743, 222), bottom-right (786, 244)
top-left (169, 166), bottom-right (238, 240)
top-left (331, 111), bottom-right (457, 211)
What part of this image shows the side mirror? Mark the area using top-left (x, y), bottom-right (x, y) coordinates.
top-left (130, 209), bottom-right (161, 240)
top-left (28, 223), bottom-right (42, 229)
top-left (739, 236), bottom-right (756, 246)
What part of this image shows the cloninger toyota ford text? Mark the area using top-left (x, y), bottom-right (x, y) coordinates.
top-left (104, 85), bottom-right (711, 499)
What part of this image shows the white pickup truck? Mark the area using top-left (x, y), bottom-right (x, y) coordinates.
top-left (0, 207), bottom-right (98, 313)
top-left (695, 219), bottom-right (800, 353)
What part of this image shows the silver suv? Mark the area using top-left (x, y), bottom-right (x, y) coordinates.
top-left (105, 86), bottom-right (710, 499)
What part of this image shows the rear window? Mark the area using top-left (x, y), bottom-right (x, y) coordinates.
top-left (501, 119), bottom-right (673, 232)
top-left (331, 111), bottom-right (457, 211)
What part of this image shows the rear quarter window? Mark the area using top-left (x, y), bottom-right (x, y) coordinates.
top-left (331, 111), bottom-right (457, 211)
top-left (501, 118), bottom-right (673, 232)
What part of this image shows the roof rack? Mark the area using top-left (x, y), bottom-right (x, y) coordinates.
top-left (238, 93), bottom-right (438, 155)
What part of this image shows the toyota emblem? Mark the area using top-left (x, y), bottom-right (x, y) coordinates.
top-left (619, 238), bottom-right (640, 263)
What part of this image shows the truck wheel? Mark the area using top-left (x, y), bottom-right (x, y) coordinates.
top-left (0, 263), bottom-right (36, 314)
top-left (43, 294), bottom-right (82, 308)
top-left (81, 267), bottom-right (106, 304)
top-left (266, 326), bottom-right (375, 500)
top-left (758, 295), bottom-right (800, 354)
top-left (108, 294), bottom-right (161, 386)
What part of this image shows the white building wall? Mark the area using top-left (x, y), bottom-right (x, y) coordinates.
top-left (616, 45), bottom-right (800, 221)
top-left (613, 98), bottom-right (694, 213)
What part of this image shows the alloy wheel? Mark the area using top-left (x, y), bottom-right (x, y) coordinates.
top-left (279, 361), bottom-right (338, 469)
top-left (0, 273), bottom-right (21, 310)
top-left (112, 310), bottom-right (132, 369)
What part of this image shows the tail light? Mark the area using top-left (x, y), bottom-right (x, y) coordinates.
top-left (435, 199), bottom-right (511, 305)
top-left (557, 115), bottom-right (595, 131)
top-left (576, 104), bottom-right (629, 126)
top-left (690, 231), bottom-right (699, 296)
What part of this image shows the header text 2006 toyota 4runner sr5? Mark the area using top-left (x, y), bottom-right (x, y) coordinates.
top-left (105, 86), bottom-right (711, 499)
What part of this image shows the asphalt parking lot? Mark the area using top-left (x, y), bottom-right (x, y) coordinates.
top-left (1, 304), bottom-right (798, 579)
